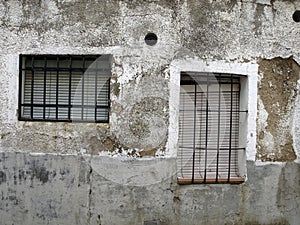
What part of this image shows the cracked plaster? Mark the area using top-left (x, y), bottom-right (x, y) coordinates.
top-left (0, 1), bottom-right (300, 224)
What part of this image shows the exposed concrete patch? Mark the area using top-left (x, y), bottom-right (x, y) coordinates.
top-left (0, 152), bottom-right (91, 225)
top-left (0, 152), bottom-right (299, 225)
top-left (244, 161), bottom-right (297, 225)
top-left (277, 162), bottom-right (300, 225)
top-left (257, 57), bottom-right (299, 161)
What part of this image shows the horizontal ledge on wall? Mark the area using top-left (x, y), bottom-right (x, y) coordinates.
top-left (177, 177), bottom-right (245, 185)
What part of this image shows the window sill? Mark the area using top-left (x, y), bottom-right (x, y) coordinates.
top-left (177, 177), bottom-right (245, 185)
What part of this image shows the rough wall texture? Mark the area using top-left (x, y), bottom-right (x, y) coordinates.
top-left (0, 152), bottom-right (299, 225)
top-left (0, 0), bottom-right (300, 156)
top-left (0, 0), bottom-right (299, 224)
top-left (257, 57), bottom-right (299, 162)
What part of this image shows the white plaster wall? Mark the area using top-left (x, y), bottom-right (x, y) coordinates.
top-left (0, 0), bottom-right (299, 157)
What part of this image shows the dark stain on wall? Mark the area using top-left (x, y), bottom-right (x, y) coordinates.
top-left (29, 163), bottom-right (50, 184)
top-left (254, 4), bottom-right (265, 35)
top-left (15, 161), bottom-right (54, 184)
top-left (0, 171), bottom-right (6, 185)
top-left (257, 57), bottom-right (299, 162)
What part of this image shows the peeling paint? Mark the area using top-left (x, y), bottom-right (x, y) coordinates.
top-left (0, 0), bottom-right (300, 224)
top-left (257, 57), bottom-right (299, 162)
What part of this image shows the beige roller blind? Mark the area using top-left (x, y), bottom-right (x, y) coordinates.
top-left (178, 73), bottom-right (244, 184)
top-left (20, 55), bottom-right (111, 122)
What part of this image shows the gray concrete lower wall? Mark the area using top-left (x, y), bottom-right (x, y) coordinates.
top-left (0, 152), bottom-right (299, 225)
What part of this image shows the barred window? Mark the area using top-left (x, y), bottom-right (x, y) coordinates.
top-left (18, 55), bottom-right (111, 123)
top-left (177, 72), bottom-right (246, 184)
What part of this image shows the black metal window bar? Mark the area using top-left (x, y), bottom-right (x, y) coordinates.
top-left (177, 72), bottom-right (246, 184)
top-left (18, 55), bottom-right (111, 123)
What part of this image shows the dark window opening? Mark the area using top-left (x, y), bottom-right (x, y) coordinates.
top-left (145, 33), bottom-right (158, 46)
top-left (177, 72), bottom-right (246, 184)
top-left (18, 54), bottom-right (111, 123)
top-left (293, 10), bottom-right (300, 22)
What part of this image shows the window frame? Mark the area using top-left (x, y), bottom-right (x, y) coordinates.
top-left (18, 54), bottom-right (112, 123)
top-left (167, 60), bottom-right (258, 184)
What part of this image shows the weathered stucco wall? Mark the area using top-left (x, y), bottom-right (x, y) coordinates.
top-left (0, 0), bottom-right (300, 224)
top-left (1, 0), bottom-right (300, 157)
top-left (0, 153), bottom-right (299, 225)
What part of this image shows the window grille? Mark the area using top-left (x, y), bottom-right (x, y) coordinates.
top-left (177, 72), bottom-right (246, 184)
top-left (18, 55), bottom-right (111, 123)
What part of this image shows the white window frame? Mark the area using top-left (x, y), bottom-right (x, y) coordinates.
top-left (167, 59), bottom-right (258, 182)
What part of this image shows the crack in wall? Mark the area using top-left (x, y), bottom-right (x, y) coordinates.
top-left (87, 156), bottom-right (93, 225)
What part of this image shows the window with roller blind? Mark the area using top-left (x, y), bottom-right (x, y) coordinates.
top-left (18, 55), bottom-right (111, 123)
top-left (177, 72), bottom-right (246, 184)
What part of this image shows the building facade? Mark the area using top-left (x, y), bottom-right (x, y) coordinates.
top-left (0, 0), bottom-right (300, 224)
